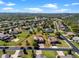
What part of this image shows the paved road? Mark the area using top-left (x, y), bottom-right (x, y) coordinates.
top-left (0, 46), bottom-right (72, 51)
top-left (60, 35), bottom-right (79, 54)
top-left (54, 19), bottom-right (79, 54)
top-left (52, 46), bottom-right (65, 57)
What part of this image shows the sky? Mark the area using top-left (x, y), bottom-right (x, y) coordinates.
top-left (0, 0), bottom-right (79, 13)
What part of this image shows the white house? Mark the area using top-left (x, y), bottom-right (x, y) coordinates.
top-left (72, 36), bottom-right (79, 43)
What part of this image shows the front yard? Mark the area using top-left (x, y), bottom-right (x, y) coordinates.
top-left (42, 50), bottom-right (57, 58)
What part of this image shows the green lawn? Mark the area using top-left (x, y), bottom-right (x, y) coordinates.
top-left (21, 50), bottom-right (33, 58)
top-left (73, 53), bottom-right (79, 58)
top-left (0, 50), bottom-right (3, 58)
top-left (42, 50), bottom-right (57, 58)
top-left (0, 50), bottom-right (15, 58)
top-left (0, 40), bottom-right (17, 46)
top-left (56, 40), bottom-right (70, 47)
top-left (71, 41), bottom-right (79, 49)
top-left (63, 51), bottom-right (69, 56)
top-left (0, 31), bottom-right (29, 46)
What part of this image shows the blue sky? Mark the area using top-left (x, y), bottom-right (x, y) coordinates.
top-left (0, 0), bottom-right (79, 13)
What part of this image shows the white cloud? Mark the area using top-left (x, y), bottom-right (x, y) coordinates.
top-left (25, 8), bottom-right (43, 13)
top-left (64, 3), bottom-right (79, 7)
top-left (54, 9), bottom-right (68, 13)
top-left (6, 2), bottom-right (16, 6)
top-left (42, 3), bottom-right (58, 8)
top-left (0, 0), bottom-right (5, 5)
top-left (72, 3), bottom-right (79, 5)
top-left (64, 4), bottom-right (69, 6)
top-left (2, 7), bottom-right (14, 11)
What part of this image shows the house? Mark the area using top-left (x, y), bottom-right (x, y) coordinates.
top-left (34, 35), bottom-right (45, 44)
top-left (48, 36), bottom-right (59, 45)
top-left (66, 32), bottom-right (75, 36)
top-left (2, 54), bottom-right (11, 58)
top-left (60, 55), bottom-right (74, 58)
top-left (72, 36), bottom-right (79, 43)
top-left (43, 28), bottom-right (54, 33)
top-left (9, 28), bottom-right (21, 35)
top-left (0, 33), bottom-right (11, 41)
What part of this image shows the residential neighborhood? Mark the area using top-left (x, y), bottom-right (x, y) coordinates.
top-left (0, 13), bottom-right (79, 58)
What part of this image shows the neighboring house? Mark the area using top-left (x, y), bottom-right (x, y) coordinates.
top-left (66, 32), bottom-right (75, 36)
top-left (34, 35), bottom-right (45, 44)
top-left (0, 33), bottom-right (11, 41)
top-left (72, 36), bottom-right (79, 43)
top-left (48, 36), bottom-right (59, 45)
top-left (9, 28), bottom-right (21, 35)
top-left (59, 24), bottom-right (65, 30)
top-left (60, 55), bottom-right (74, 58)
top-left (43, 28), bottom-right (54, 33)
top-left (2, 54), bottom-right (11, 58)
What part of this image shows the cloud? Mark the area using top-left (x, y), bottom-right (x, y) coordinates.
top-left (6, 2), bottom-right (16, 6)
top-left (64, 3), bottom-right (79, 7)
top-left (2, 7), bottom-right (14, 11)
top-left (42, 3), bottom-right (58, 8)
top-left (71, 3), bottom-right (79, 5)
top-left (64, 4), bottom-right (69, 6)
top-left (0, 0), bottom-right (5, 5)
top-left (25, 8), bottom-right (43, 13)
top-left (54, 9), bottom-right (68, 13)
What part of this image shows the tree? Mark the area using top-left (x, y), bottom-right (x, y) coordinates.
top-left (26, 40), bottom-right (30, 46)
top-left (68, 50), bottom-right (72, 55)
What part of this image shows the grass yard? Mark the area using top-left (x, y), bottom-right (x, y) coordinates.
top-left (42, 50), bottom-right (57, 58)
top-left (71, 41), bottom-right (79, 49)
top-left (73, 53), bottom-right (79, 58)
top-left (0, 31), bottom-right (30, 46)
top-left (21, 50), bottom-right (33, 58)
top-left (0, 40), bottom-right (17, 46)
top-left (0, 50), bottom-right (15, 58)
top-left (56, 40), bottom-right (70, 47)
top-left (0, 50), bottom-right (3, 57)
top-left (63, 51), bottom-right (69, 56)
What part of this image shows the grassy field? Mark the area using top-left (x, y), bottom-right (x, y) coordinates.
top-left (71, 41), bottom-right (79, 49)
top-left (42, 50), bottom-right (57, 58)
top-left (0, 40), bottom-right (17, 46)
top-left (21, 50), bottom-right (33, 58)
top-left (73, 53), bottom-right (79, 58)
top-left (0, 31), bottom-right (29, 46)
top-left (63, 51), bottom-right (69, 56)
top-left (0, 50), bottom-right (15, 58)
top-left (0, 51), bottom-right (3, 57)
top-left (56, 40), bottom-right (70, 47)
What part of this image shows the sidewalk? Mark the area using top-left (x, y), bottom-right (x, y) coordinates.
top-left (52, 46), bottom-right (65, 57)
top-left (11, 50), bottom-right (21, 58)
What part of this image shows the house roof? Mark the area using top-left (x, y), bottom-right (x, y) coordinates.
top-left (34, 35), bottom-right (44, 41)
top-left (66, 32), bottom-right (75, 36)
top-left (48, 36), bottom-right (57, 41)
top-left (44, 28), bottom-right (53, 33)
top-left (0, 33), bottom-right (8, 38)
top-left (60, 55), bottom-right (73, 58)
top-left (72, 36), bottom-right (79, 40)
top-left (2, 54), bottom-right (10, 58)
